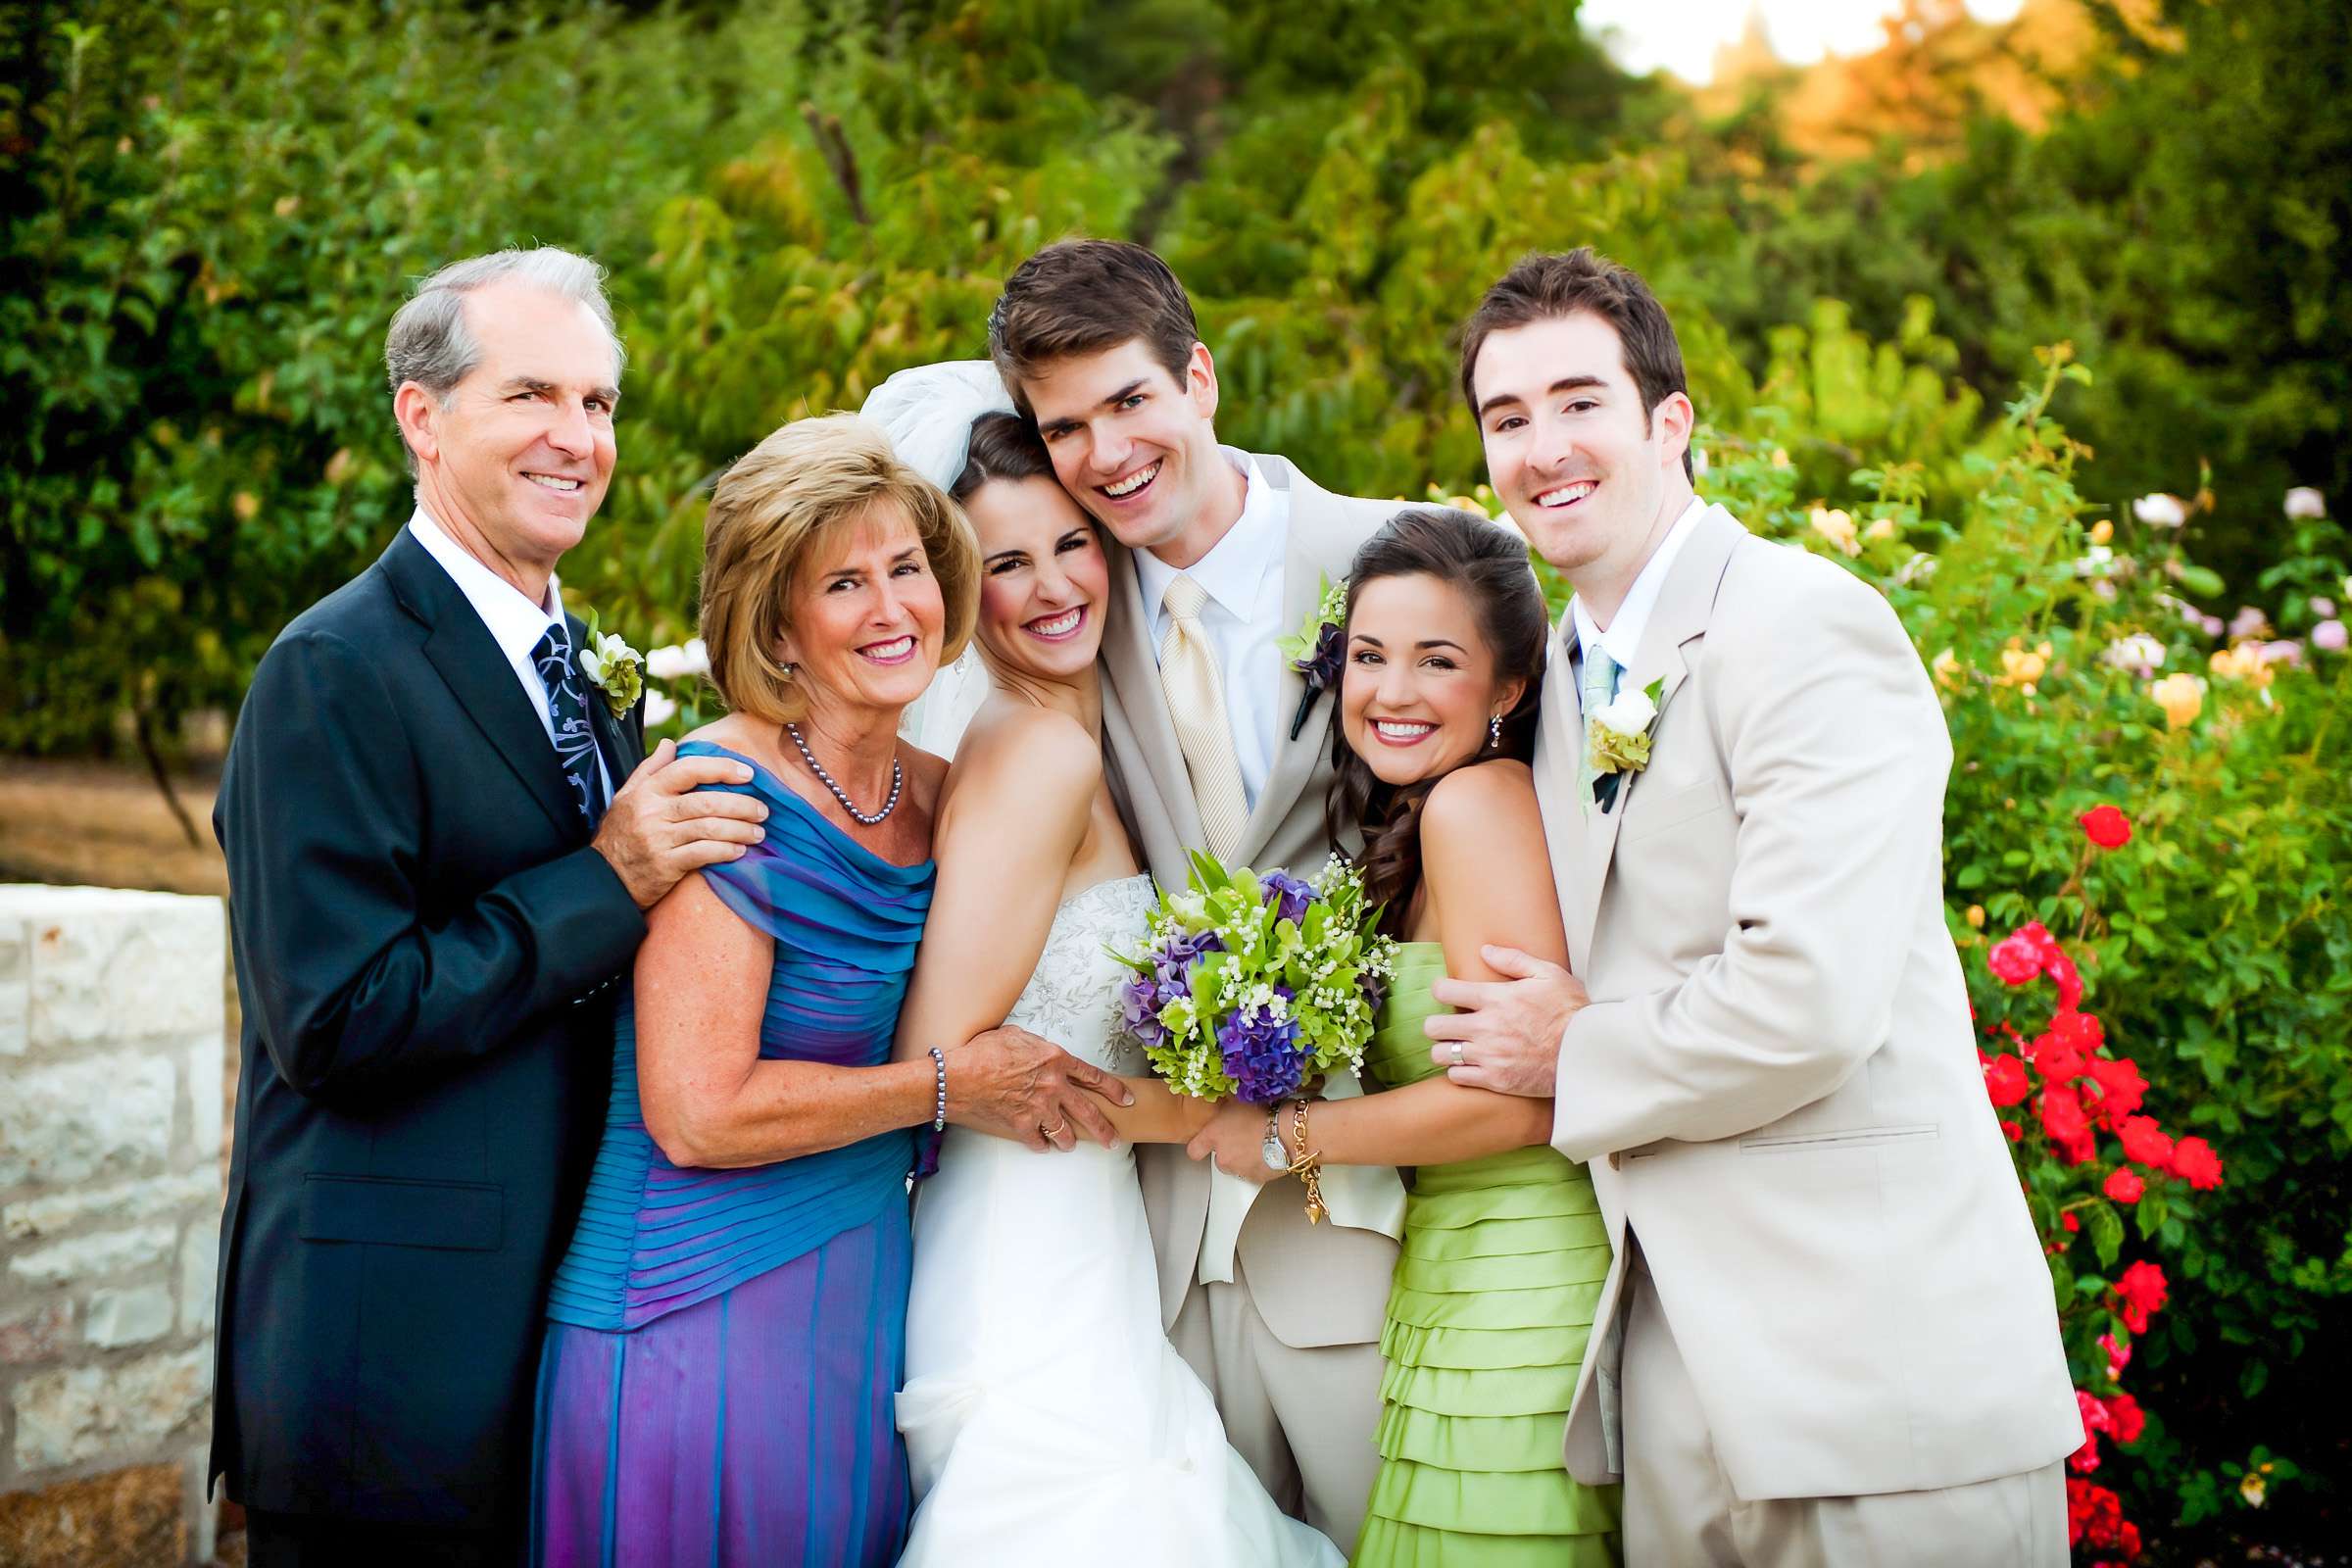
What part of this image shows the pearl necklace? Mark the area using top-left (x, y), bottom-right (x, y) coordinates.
top-left (784, 722), bottom-right (903, 825)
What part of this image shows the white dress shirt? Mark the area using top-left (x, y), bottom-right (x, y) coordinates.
top-left (1570, 494), bottom-right (1713, 673)
top-left (1131, 449), bottom-right (1289, 808)
top-left (407, 509), bottom-right (612, 802)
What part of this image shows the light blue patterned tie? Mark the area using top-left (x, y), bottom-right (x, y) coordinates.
top-left (532, 623), bottom-right (602, 829)
top-left (1577, 642), bottom-right (1620, 803)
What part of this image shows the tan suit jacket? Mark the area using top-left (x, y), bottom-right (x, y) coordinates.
top-left (1101, 453), bottom-right (1404, 1348)
top-left (1537, 505), bottom-right (2082, 1500)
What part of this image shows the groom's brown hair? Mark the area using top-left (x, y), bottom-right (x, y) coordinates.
top-left (1458, 248), bottom-right (1694, 481)
top-left (988, 240), bottom-right (1201, 416)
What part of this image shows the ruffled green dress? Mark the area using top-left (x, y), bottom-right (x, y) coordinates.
top-left (1352, 943), bottom-right (1621, 1567)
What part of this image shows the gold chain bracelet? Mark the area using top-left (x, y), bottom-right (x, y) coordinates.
top-left (1285, 1098), bottom-right (1327, 1224)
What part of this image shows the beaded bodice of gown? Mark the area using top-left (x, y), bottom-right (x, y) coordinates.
top-left (1000, 874), bottom-right (1154, 1072)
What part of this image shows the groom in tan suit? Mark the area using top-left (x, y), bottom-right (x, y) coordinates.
top-left (989, 240), bottom-right (1403, 1547)
top-left (1425, 250), bottom-right (2082, 1564)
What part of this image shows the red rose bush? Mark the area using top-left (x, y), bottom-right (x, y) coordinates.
top-left (1968, 808), bottom-right (2232, 1562)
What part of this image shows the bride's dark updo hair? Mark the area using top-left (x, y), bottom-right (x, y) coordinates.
top-left (952, 411), bottom-right (1054, 502)
top-left (1324, 508), bottom-right (1550, 936)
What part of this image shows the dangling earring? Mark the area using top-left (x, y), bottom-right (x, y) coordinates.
top-left (1488, 713), bottom-right (1503, 749)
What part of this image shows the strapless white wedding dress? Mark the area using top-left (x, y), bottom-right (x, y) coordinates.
top-left (897, 875), bottom-right (1343, 1567)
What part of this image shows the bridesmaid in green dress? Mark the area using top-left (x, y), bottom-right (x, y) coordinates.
top-left (1195, 507), bottom-right (1619, 1566)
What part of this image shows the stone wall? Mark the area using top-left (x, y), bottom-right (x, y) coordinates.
top-left (0, 885), bottom-right (225, 1567)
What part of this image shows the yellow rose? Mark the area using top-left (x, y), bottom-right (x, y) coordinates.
top-left (1999, 647), bottom-right (2048, 686)
top-left (2089, 518), bottom-right (2114, 545)
top-left (2151, 672), bottom-right (2204, 729)
top-left (1931, 648), bottom-right (1962, 689)
top-left (1865, 515), bottom-right (1898, 541)
top-left (1809, 507), bottom-right (1859, 557)
top-left (1965, 906), bottom-right (1985, 929)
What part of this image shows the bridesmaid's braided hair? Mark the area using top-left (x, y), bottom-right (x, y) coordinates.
top-left (1323, 508), bottom-right (1550, 937)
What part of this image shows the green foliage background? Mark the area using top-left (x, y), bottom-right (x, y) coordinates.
top-left (4, 0), bottom-right (2346, 1556)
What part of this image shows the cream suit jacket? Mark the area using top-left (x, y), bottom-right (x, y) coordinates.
top-left (1100, 453), bottom-right (1406, 1348)
top-left (1536, 505), bottom-right (2082, 1501)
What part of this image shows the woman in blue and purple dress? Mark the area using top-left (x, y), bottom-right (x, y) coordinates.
top-left (531, 415), bottom-right (1128, 1567)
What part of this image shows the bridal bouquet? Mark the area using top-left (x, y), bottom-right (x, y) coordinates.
top-left (1114, 853), bottom-right (1398, 1103)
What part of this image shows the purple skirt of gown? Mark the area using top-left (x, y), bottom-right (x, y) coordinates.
top-left (534, 1207), bottom-right (912, 1567)
top-left (532, 745), bottom-right (932, 1567)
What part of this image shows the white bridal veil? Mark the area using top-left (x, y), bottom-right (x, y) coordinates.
top-left (859, 361), bottom-right (1016, 760)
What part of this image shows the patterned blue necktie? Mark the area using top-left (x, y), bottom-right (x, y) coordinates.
top-left (532, 623), bottom-right (602, 829)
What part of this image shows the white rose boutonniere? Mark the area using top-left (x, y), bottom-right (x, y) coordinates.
top-left (1588, 676), bottom-right (1665, 811)
top-left (576, 611), bottom-right (645, 718)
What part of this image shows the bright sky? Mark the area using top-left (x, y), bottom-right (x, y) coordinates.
top-left (1581, 0), bottom-right (2029, 83)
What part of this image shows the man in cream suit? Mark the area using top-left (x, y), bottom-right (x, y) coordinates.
top-left (1425, 249), bottom-right (2082, 1564)
top-left (989, 239), bottom-right (1405, 1547)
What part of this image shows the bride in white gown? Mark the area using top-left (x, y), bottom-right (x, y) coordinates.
top-left (868, 365), bottom-right (1344, 1568)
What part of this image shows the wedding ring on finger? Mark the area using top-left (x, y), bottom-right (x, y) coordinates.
top-left (1040, 1115), bottom-right (1067, 1141)
top-left (1448, 1042), bottom-right (1464, 1067)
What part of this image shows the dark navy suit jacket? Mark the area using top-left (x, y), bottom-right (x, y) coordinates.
top-left (210, 524), bottom-right (645, 1527)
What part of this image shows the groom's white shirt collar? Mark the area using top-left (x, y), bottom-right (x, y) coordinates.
top-left (1132, 448), bottom-right (1287, 630)
top-left (1130, 447), bottom-right (1289, 807)
top-left (408, 509), bottom-right (610, 796)
top-left (1569, 493), bottom-right (1710, 669)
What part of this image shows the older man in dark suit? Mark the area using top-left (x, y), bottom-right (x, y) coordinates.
top-left (210, 247), bottom-right (767, 1566)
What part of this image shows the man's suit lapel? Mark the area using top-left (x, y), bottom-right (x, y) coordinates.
top-left (378, 529), bottom-right (581, 841)
top-left (1564, 509), bottom-right (1743, 967)
top-left (1233, 461), bottom-right (1335, 867)
top-left (1543, 613), bottom-right (1603, 970)
top-left (1101, 537), bottom-right (1209, 859)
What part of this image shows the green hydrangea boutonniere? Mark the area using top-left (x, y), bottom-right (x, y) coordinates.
top-left (1277, 574), bottom-right (1348, 740)
top-left (577, 610), bottom-right (645, 718)
top-left (1589, 677), bottom-right (1665, 811)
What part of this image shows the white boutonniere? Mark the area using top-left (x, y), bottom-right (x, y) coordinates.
top-left (1588, 677), bottom-right (1665, 811)
top-left (576, 611), bottom-right (644, 717)
top-left (1277, 574), bottom-right (1348, 740)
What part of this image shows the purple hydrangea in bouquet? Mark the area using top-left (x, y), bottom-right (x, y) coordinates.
top-left (1114, 851), bottom-right (1397, 1102)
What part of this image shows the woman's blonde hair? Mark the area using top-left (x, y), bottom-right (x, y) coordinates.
top-left (700, 414), bottom-right (982, 724)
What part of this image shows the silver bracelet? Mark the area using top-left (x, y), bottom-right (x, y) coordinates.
top-left (927, 1046), bottom-right (948, 1132)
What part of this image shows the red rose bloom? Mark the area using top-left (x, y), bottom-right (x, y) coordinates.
top-left (2104, 1167), bottom-right (2145, 1202)
top-left (2000, 1119), bottom-right (2023, 1143)
top-left (2061, 1211), bottom-right (2081, 1232)
top-left (2105, 1393), bottom-right (2146, 1445)
top-left (1983, 1053), bottom-right (2031, 1107)
top-left (2040, 1085), bottom-right (2095, 1163)
top-left (2114, 1260), bottom-right (2169, 1334)
top-left (2080, 805), bottom-right (2133, 848)
top-left (2115, 1114), bottom-right (2174, 1168)
top-left (2085, 1055), bottom-right (2148, 1122)
top-left (2033, 1031), bottom-right (2088, 1084)
top-left (2047, 952), bottom-right (2084, 1010)
top-left (1987, 932), bottom-right (2043, 986)
top-left (2067, 1479), bottom-right (2131, 1550)
top-left (2048, 1008), bottom-right (2106, 1054)
top-left (2171, 1135), bottom-right (2224, 1190)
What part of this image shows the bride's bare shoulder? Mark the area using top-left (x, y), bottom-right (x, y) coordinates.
top-left (954, 703), bottom-right (1102, 785)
